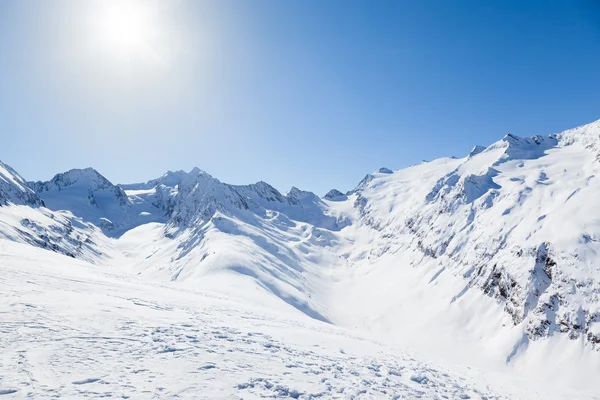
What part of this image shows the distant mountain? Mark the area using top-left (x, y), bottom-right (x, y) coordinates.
top-left (2, 118), bottom-right (600, 374)
top-left (0, 160), bottom-right (43, 207)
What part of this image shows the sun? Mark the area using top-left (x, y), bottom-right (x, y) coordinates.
top-left (93, 0), bottom-right (156, 61)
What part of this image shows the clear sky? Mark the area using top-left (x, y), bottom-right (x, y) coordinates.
top-left (1, 0), bottom-right (600, 195)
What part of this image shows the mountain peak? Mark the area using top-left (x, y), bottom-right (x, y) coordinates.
top-left (32, 167), bottom-right (114, 192)
top-left (347, 173), bottom-right (374, 194)
top-left (188, 167), bottom-right (212, 177)
top-left (469, 145), bottom-right (486, 157)
top-left (324, 189), bottom-right (346, 200)
top-left (287, 186), bottom-right (316, 198)
top-left (558, 118), bottom-right (600, 153)
top-left (0, 160), bottom-right (44, 207)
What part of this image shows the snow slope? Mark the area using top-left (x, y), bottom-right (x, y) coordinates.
top-left (338, 123), bottom-right (600, 351)
top-left (0, 161), bottom-right (42, 207)
top-left (0, 240), bottom-right (580, 400)
top-left (3, 119), bottom-right (600, 398)
top-left (0, 163), bottom-right (106, 260)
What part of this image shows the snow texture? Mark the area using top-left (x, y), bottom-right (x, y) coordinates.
top-left (3, 119), bottom-right (600, 398)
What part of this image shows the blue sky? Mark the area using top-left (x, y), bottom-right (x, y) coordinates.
top-left (1, 0), bottom-right (600, 195)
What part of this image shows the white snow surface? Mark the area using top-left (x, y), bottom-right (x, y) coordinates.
top-left (3, 119), bottom-right (600, 398)
top-left (1, 240), bottom-right (521, 400)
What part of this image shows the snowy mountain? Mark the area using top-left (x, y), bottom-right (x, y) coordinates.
top-left (351, 122), bottom-right (600, 347)
top-left (0, 160), bottom-right (43, 207)
top-left (3, 119), bottom-right (600, 398)
top-left (0, 162), bottom-right (105, 260)
top-left (28, 168), bottom-right (168, 236)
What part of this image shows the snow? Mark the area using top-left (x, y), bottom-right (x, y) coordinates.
top-left (3, 119), bottom-right (600, 398)
top-left (124, 188), bottom-right (156, 196)
top-left (0, 161), bottom-right (43, 207)
top-left (28, 168), bottom-right (168, 237)
top-left (1, 240), bottom-right (513, 399)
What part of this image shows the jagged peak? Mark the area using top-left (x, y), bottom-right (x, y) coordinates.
top-left (179, 168), bottom-right (221, 189)
top-left (254, 180), bottom-right (277, 189)
top-left (0, 160), bottom-right (28, 189)
top-left (469, 145), bottom-right (486, 157)
top-left (483, 118), bottom-right (600, 155)
top-left (160, 169), bottom-right (188, 181)
top-left (502, 132), bottom-right (559, 147)
top-left (287, 186), bottom-right (313, 198)
top-left (120, 169), bottom-right (190, 191)
top-left (558, 118), bottom-right (600, 150)
top-left (479, 132), bottom-right (559, 167)
top-left (324, 189), bottom-right (346, 200)
top-left (347, 173), bottom-right (374, 195)
top-left (61, 167), bottom-right (105, 178)
top-left (286, 187), bottom-right (321, 205)
top-left (231, 181), bottom-right (287, 207)
top-left (558, 118), bottom-right (600, 137)
top-left (70, 167), bottom-right (103, 178)
top-left (188, 166), bottom-right (209, 176)
top-left (164, 169), bottom-right (187, 176)
top-left (241, 181), bottom-right (284, 196)
top-left (32, 167), bottom-right (116, 192)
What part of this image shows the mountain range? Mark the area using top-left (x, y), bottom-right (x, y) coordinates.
top-left (3, 119), bottom-right (600, 398)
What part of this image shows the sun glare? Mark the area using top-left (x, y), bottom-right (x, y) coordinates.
top-left (94, 1), bottom-right (156, 61)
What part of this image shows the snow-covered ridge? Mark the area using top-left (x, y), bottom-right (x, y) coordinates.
top-left (30, 167), bottom-right (122, 194)
top-left (23, 164), bottom-right (345, 237)
top-left (3, 119), bottom-right (600, 394)
top-left (323, 189), bottom-right (346, 200)
top-left (0, 164), bottom-right (107, 259)
top-left (27, 168), bottom-right (142, 235)
top-left (0, 160), bottom-right (43, 207)
top-left (119, 169), bottom-right (189, 191)
top-left (349, 118), bottom-right (600, 350)
top-left (558, 118), bottom-right (600, 153)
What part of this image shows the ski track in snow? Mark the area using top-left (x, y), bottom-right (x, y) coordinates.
top-left (0, 244), bottom-right (506, 400)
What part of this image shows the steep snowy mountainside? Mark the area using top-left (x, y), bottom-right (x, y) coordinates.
top-left (232, 182), bottom-right (348, 230)
top-left (120, 168), bottom-right (347, 232)
top-left (112, 210), bottom-right (337, 324)
top-left (469, 145), bottom-right (486, 157)
top-left (0, 160), bottom-right (43, 207)
top-left (111, 173), bottom-right (350, 323)
top-left (338, 119), bottom-right (600, 357)
top-left (119, 169), bottom-right (189, 191)
top-left (0, 161), bottom-right (105, 260)
top-left (0, 204), bottom-right (105, 261)
top-left (560, 118), bottom-right (600, 153)
top-left (165, 168), bottom-right (250, 227)
top-left (347, 167), bottom-right (396, 195)
top-left (25, 163), bottom-right (348, 243)
top-left (3, 119), bottom-right (600, 397)
top-left (104, 169), bottom-right (349, 321)
top-left (5, 240), bottom-right (563, 400)
top-left (29, 168), bottom-right (166, 235)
